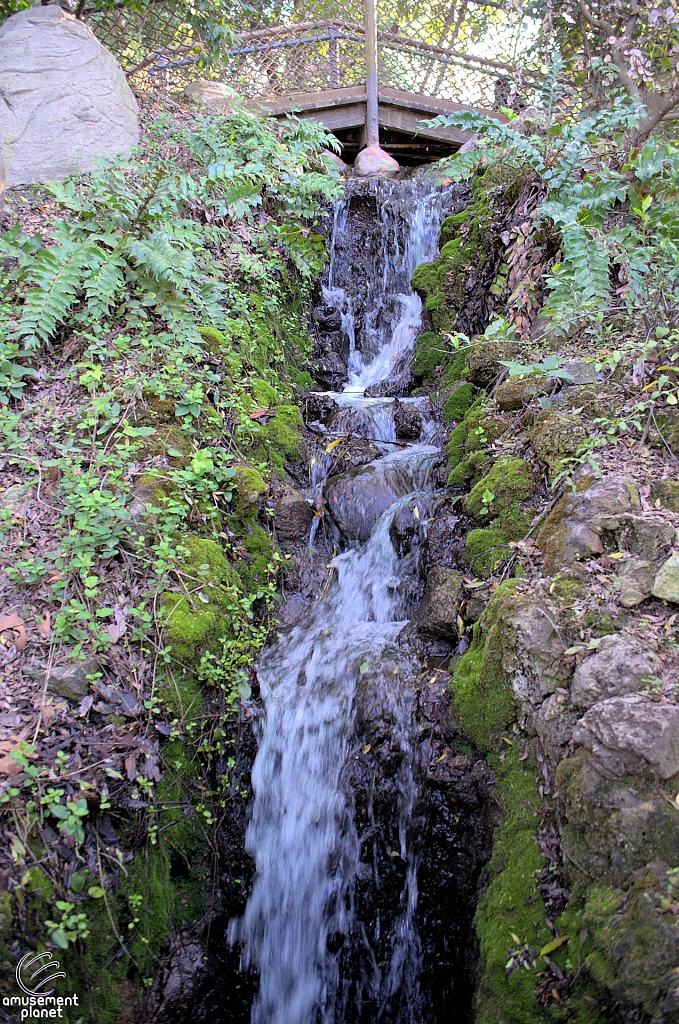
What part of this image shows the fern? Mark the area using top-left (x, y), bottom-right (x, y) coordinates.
top-left (124, 232), bottom-right (195, 291)
top-left (17, 242), bottom-right (96, 349)
top-left (82, 250), bottom-right (127, 320)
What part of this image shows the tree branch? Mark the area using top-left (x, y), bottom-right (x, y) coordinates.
top-left (636, 91), bottom-right (679, 141)
top-left (578, 0), bottom-right (613, 36)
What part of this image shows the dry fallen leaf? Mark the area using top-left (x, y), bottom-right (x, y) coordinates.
top-left (0, 611), bottom-right (26, 650)
top-left (37, 611), bottom-right (51, 640)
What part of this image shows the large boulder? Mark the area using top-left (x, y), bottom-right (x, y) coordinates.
top-left (570, 633), bottom-right (661, 708)
top-left (0, 6), bottom-right (139, 188)
top-left (536, 475), bottom-right (641, 574)
top-left (573, 695), bottom-right (679, 779)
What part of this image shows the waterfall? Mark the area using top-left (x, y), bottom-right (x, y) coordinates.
top-left (230, 175), bottom-right (458, 1024)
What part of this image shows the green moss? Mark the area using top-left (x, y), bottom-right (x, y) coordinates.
top-left (23, 866), bottom-right (54, 901)
top-left (467, 457), bottom-right (535, 520)
top-left (442, 345), bottom-right (471, 386)
top-left (161, 536), bottom-right (236, 663)
top-left (198, 325), bottom-right (243, 375)
top-left (463, 404), bottom-right (509, 453)
top-left (410, 331), bottom-right (445, 383)
top-left (235, 523), bottom-right (274, 592)
top-left (474, 748), bottom-right (551, 1024)
top-left (446, 422), bottom-right (467, 468)
top-left (465, 527), bottom-right (511, 575)
top-left (251, 378), bottom-right (280, 407)
top-left (264, 403), bottom-right (303, 462)
top-left (439, 210), bottom-right (469, 246)
top-left (448, 450), bottom-right (490, 486)
top-left (443, 382), bottom-right (474, 422)
top-left (450, 579), bottom-right (521, 751)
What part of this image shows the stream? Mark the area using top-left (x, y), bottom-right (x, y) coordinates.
top-left (223, 175), bottom-right (492, 1024)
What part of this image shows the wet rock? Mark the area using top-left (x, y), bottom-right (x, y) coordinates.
top-left (495, 376), bottom-right (548, 411)
top-left (532, 411), bottom-right (587, 470)
top-left (415, 566), bottom-right (463, 639)
top-left (150, 926), bottom-right (207, 1023)
top-left (552, 383), bottom-right (613, 418)
top-left (573, 695), bottom-right (679, 779)
top-left (425, 512), bottom-right (463, 568)
top-left (312, 351), bottom-right (346, 390)
top-left (393, 400), bottom-right (422, 440)
top-left (364, 372), bottom-right (413, 398)
top-left (25, 656), bottom-right (101, 701)
top-left (324, 452), bottom-right (434, 541)
top-left (303, 392), bottom-right (338, 425)
top-left (313, 306), bottom-right (343, 333)
top-left (273, 485), bottom-right (314, 539)
top-left (571, 633), bottom-right (661, 708)
top-left (388, 495), bottom-right (435, 557)
top-left (652, 551), bottom-right (679, 604)
top-left (536, 474), bottom-right (640, 574)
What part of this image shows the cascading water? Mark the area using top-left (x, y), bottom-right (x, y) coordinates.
top-left (228, 175), bottom-right (479, 1024)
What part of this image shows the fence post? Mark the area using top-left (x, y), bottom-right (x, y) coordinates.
top-left (364, 0), bottom-right (379, 147)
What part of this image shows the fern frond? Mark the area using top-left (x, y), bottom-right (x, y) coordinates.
top-left (17, 242), bottom-right (94, 349)
top-left (83, 250), bottom-right (126, 319)
top-left (124, 232), bottom-right (195, 291)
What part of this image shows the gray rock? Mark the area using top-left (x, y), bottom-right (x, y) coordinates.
top-left (495, 376), bottom-right (548, 411)
top-left (0, 7), bottom-right (139, 188)
top-left (652, 551), bottom-right (679, 604)
top-left (393, 400), bottom-right (422, 440)
top-left (25, 656), bottom-right (101, 701)
top-left (571, 634), bottom-right (661, 708)
top-left (562, 360), bottom-right (599, 385)
top-left (573, 695), bottom-right (679, 779)
top-left (415, 566), bottom-right (463, 639)
top-left (303, 392), bottom-right (338, 424)
top-left (537, 475), bottom-right (641, 574)
top-left (534, 692), bottom-right (579, 752)
top-left (183, 79), bottom-right (237, 109)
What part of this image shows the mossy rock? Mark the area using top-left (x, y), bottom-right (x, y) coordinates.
top-left (474, 749), bottom-right (551, 1024)
top-left (161, 536), bottom-right (236, 662)
top-left (450, 579), bottom-right (522, 751)
top-left (463, 404), bottom-right (509, 454)
top-left (410, 331), bottom-right (446, 383)
top-left (448, 450), bottom-right (489, 487)
top-left (442, 345), bottom-right (471, 387)
top-left (439, 210), bottom-right (469, 246)
top-left (264, 404), bottom-right (303, 462)
top-left (252, 378), bottom-right (280, 408)
top-left (234, 522), bottom-right (274, 592)
top-left (446, 421), bottom-right (466, 468)
top-left (443, 382), bottom-right (474, 422)
top-left (651, 477), bottom-right (679, 512)
top-left (198, 325), bottom-right (243, 375)
top-left (463, 341), bottom-right (510, 390)
top-left (467, 457), bottom-right (535, 522)
top-left (465, 526), bottom-right (510, 575)
top-left (234, 465), bottom-right (268, 518)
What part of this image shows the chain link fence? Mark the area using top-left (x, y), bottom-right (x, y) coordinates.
top-left (86, 1), bottom-right (544, 109)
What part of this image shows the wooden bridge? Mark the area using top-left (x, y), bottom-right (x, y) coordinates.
top-left (85, 0), bottom-right (538, 167)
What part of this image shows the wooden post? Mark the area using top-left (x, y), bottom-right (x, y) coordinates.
top-left (364, 0), bottom-right (379, 147)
